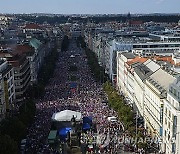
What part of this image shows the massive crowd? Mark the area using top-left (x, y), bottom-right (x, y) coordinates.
top-left (24, 39), bottom-right (145, 154)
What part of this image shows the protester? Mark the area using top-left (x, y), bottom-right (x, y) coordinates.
top-left (25, 39), bottom-right (136, 154)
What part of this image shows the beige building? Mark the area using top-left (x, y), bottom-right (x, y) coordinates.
top-left (116, 52), bottom-right (180, 153)
top-left (162, 77), bottom-right (180, 154)
top-left (144, 69), bottom-right (175, 144)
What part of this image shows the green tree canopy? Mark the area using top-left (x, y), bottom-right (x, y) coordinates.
top-left (0, 117), bottom-right (26, 142)
top-left (0, 134), bottom-right (18, 154)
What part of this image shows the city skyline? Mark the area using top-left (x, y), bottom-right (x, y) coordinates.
top-left (0, 0), bottom-right (180, 14)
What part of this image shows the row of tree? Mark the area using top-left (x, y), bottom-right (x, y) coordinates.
top-left (61, 35), bottom-right (69, 52)
top-left (19, 14), bottom-right (180, 25)
top-left (89, 15), bottom-right (180, 24)
top-left (77, 36), bottom-right (108, 83)
top-left (29, 44), bottom-right (59, 98)
top-left (103, 81), bottom-right (135, 134)
top-left (19, 15), bottom-right (69, 24)
top-left (103, 81), bottom-right (148, 149)
top-left (0, 40), bottom-right (60, 153)
top-left (0, 99), bottom-right (36, 154)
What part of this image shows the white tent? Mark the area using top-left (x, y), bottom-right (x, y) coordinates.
top-left (52, 110), bottom-right (82, 122)
top-left (70, 55), bottom-right (75, 58)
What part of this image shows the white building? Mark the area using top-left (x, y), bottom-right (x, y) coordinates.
top-left (162, 76), bottom-right (180, 154)
top-left (132, 41), bottom-right (180, 56)
top-left (116, 52), bottom-right (135, 93)
top-left (124, 56), bottom-right (149, 106)
top-left (109, 37), bottom-right (180, 56)
top-left (116, 52), bottom-right (180, 153)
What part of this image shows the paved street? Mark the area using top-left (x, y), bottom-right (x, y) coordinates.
top-left (24, 39), bottom-right (134, 154)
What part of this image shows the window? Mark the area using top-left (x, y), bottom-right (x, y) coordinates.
top-left (169, 111), bottom-right (171, 118)
top-left (172, 99), bottom-right (174, 106)
top-left (174, 89), bottom-right (177, 96)
top-left (165, 107), bottom-right (167, 115)
top-left (168, 122), bottom-right (170, 129)
top-left (172, 114), bottom-right (174, 121)
top-left (164, 130), bottom-right (166, 137)
top-left (168, 132), bottom-right (170, 140)
top-left (178, 92), bottom-right (180, 99)
top-left (165, 118), bottom-right (167, 125)
top-left (170, 86), bottom-right (173, 93)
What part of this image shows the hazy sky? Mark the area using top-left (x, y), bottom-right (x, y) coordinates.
top-left (0, 0), bottom-right (179, 14)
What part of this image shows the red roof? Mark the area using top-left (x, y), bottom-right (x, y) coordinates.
top-left (152, 56), bottom-right (175, 65)
top-left (129, 20), bottom-right (143, 25)
top-left (25, 23), bottom-right (41, 29)
top-left (14, 44), bottom-right (34, 55)
top-left (127, 56), bottom-right (148, 65)
top-left (0, 51), bottom-right (26, 67)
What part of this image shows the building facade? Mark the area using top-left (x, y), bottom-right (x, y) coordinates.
top-left (0, 58), bottom-right (15, 120)
top-left (162, 77), bottom-right (180, 154)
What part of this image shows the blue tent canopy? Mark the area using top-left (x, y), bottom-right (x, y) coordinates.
top-left (58, 127), bottom-right (71, 140)
top-left (83, 116), bottom-right (92, 125)
top-left (83, 123), bottom-right (91, 130)
top-left (70, 82), bottom-right (77, 89)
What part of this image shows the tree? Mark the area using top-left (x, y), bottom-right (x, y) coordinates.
top-left (77, 36), bottom-right (108, 83)
top-left (61, 35), bottom-right (69, 52)
top-left (103, 81), bottom-right (135, 135)
top-left (0, 117), bottom-right (26, 142)
top-left (18, 99), bottom-right (36, 126)
top-left (0, 135), bottom-right (18, 154)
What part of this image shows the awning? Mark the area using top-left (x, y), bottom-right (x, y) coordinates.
top-left (52, 110), bottom-right (82, 121)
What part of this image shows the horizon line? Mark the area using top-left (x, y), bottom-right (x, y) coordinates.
top-left (0, 12), bottom-right (180, 15)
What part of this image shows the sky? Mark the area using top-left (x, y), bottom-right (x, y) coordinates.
top-left (0, 0), bottom-right (179, 14)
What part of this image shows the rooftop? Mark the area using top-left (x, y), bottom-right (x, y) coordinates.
top-left (29, 38), bottom-right (42, 49)
top-left (152, 56), bottom-right (175, 65)
top-left (25, 23), bottom-right (41, 29)
top-left (121, 52), bottom-right (136, 59)
top-left (144, 59), bottom-right (161, 72)
top-left (126, 56), bottom-right (148, 65)
top-left (14, 44), bottom-right (35, 55)
top-left (150, 68), bottom-right (175, 91)
top-left (134, 63), bottom-right (153, 81)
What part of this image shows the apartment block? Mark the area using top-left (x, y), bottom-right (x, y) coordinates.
top-left (0, 58), bottom-right (15, 120)
top-left (116, 51), bottom-right (180, 152)
top-left (162, 77), bottom-right (180, 154)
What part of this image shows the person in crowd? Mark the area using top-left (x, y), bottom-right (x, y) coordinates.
top-left (25, 40), bottom-right (145, 154)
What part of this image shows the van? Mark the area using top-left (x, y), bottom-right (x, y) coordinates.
top-left (107, 116), bottom-right (117, 122)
